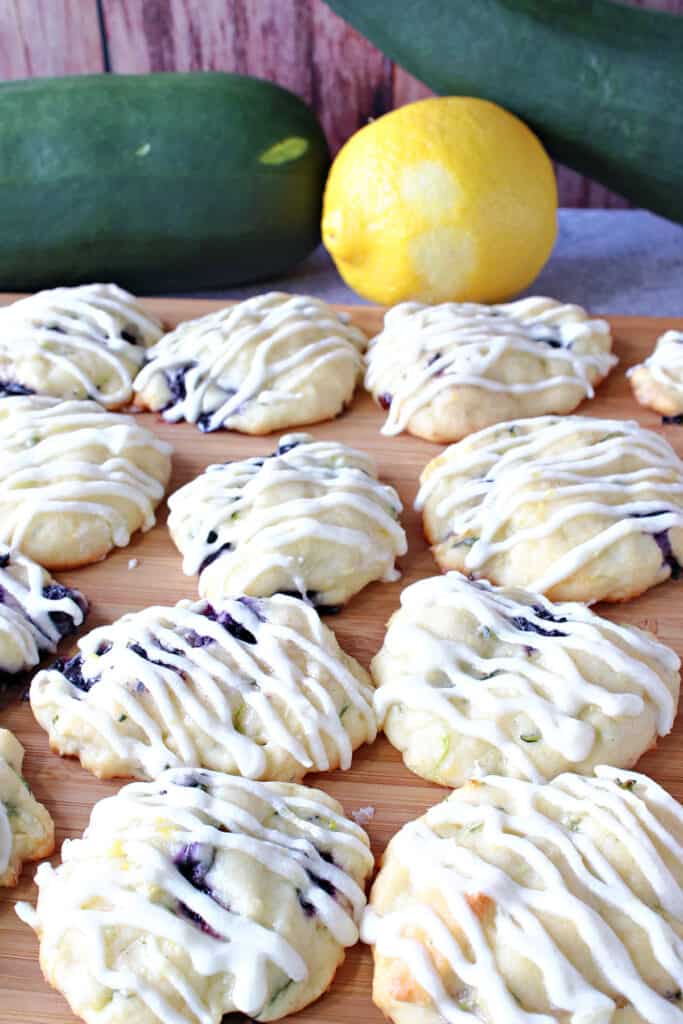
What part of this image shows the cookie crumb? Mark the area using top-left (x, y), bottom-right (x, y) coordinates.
top-left (352, 805), bottom-right (375, 826)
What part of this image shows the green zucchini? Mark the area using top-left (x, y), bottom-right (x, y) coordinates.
top-left (323, 0), bottom-right (683, 222)
top-left (0, 73), bottom-right (329, 291)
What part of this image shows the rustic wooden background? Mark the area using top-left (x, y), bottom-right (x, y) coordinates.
top-left (1, 0), bottom-right (681, 206)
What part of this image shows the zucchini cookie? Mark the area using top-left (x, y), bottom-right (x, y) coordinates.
top-left (417, 415), bottom-right (683, 603)
top-left (372, 572), bottom-right (679, 787)
top-left (1, 728), bottom-right (54, 887)
top-left (0, 283), bottom-right (163, 409)
top-left (168, 433), bottom-right (406, 609)
top-left (133, 292), bottom-right (366, 433)
top-left (364, 767), bottom-right (683, 1024)
top-left (17, 769), bottom-right (373, 1022)
top-left (629, 330), bottom-right (683, 417)
top-left (0, 394), bottom-right (172, 570)
top-left (365, 296), bottom-right (616, 442)
top-left (30, 594), bottom-right (377, 781)
top-left (0, 545), bottom-right (87, 686)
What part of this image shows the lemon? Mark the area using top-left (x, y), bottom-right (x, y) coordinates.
top-left (322, 96), bottom-right (557, 305)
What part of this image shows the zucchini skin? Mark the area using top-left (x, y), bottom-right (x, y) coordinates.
top-left (0, 73), bottom-right (330, 292)
top-left (323, 0), bottom-right (683, 222)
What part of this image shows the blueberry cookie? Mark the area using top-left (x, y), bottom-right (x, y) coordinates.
top-left (0, 283), bottom-right (163, 409)
top-left (0, 545), bottom-right (87, 687)
top-left (372, 572), bottom-right (679, 786)
top-left (0, 394), bottom-right (172, 570)
top-left (365, 296), bottom-right (616, 442)
top-left (1, 728), bottom-right (54, 886)
top-left (18, 769), bottom-right (373, 1021)
top-left (31, 594), bottom-right (377, 781)
top-left (417, 415), bottom-right (683, 603)
top-left (168, 433), bottom-right (406, 609)
top-left (133, 292), bottom-right (366, 433)
top-left (364, 767), bottom-right (683, 1024)
top-left (629, 330), bottom-right (683, 417)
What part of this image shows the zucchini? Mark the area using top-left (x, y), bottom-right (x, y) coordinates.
top-left (323, 0), bottom-right (683, 222)
top-left (0, 73), bottom-right (329, 292)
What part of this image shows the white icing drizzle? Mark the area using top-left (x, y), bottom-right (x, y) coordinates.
top-left (133, 292), bottom-right (366, 432)
top-left (0, 395), bottom-right (172, 553)
top-left (0, 283), bottom-right (163, 408)
top-left (365, 297), bottom-right (616, 436)
top-left (416, 415), bottom-right (683, 594)
top-left (373, 573), bottom-right (679, 781)
top-left (31, 595), bottom-right (377, 779)
top-left (363, 767), bottom-right (683, 1023)
top-left (0, 545), bottom-right (86, 673)
top-left (18, 770), bottom-right (373, 1021)
top-left (628, 330), bottom-right (683, 394)
top-left (168, 433), bottom-right (406, 598)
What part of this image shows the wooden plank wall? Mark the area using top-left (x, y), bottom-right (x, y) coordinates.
top-left (1, 0), bottom-right (681, 206)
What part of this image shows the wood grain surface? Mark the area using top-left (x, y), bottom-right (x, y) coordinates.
top-left (2, 297), bottom-right (683, 1022)
top-left (0, 0), bottom-right (104, 78)
top-left (2, 0), bottom-right (682, 206)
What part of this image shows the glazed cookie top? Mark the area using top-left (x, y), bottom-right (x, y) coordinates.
top-left (417, 415), bottom-right (683, 597)
top-left (0, 394), bottom-right (172, 567)
top-left (133, 292), bottom-right (366, 432)
top-left (372, 572), bottom-right (679, 783)
top-left (365, 297), bottom-right (616, 436)
top-left (31, 595), bottom-right (377, 781)
top-left (629, 330), bottom-right (683, 415)
top-left (0, 545), bottom-right (87, 677)
top-left (1, 728), bottom-right (54, 887)
top-left (0, 283), bottom-right (163, 408)
top-left (630, 331), bottom-right (683, 390)
top-left (18, 769), bottom-right (373, 1020)
top-left (364, 767), bottom-right (683, 1023)
top-left (168, 433), bottom-right (406, 607)
top-left (0, 728), bottom-right (27, 880)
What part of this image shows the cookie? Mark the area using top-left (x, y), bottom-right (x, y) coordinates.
top-left (629, 330), bottom-right (683, 417)
top-left (133, 292), bottom-right (366, 433)
top-left (372, 572), bottom-right (680, 786)
top-left (168, 433), bottom-right (406, 609)
top-left (417, 415), bottom-right (683, 603)
top-left (364, 767), bottom-right (683, 1024)
top-left (1, 728), bottom-right (54, 887)
top-left (0, 545), bottom-right (87, 685)
top-left (17, 768), bottom-right (373, 1021)
top-left (31, 594), bottom-right (377, 781)
top-left (365, 296), bottom-right (616, 442)
top-left (0, 394), bottom-right (172, 570)
top-left (0, 283), bottom-right (163, 409)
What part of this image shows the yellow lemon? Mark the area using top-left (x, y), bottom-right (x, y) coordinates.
top-left (322, 96), bottom-right (558, 305)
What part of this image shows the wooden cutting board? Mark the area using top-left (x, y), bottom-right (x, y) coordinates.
top-left (2, 299), bottom-right (683, 1024)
